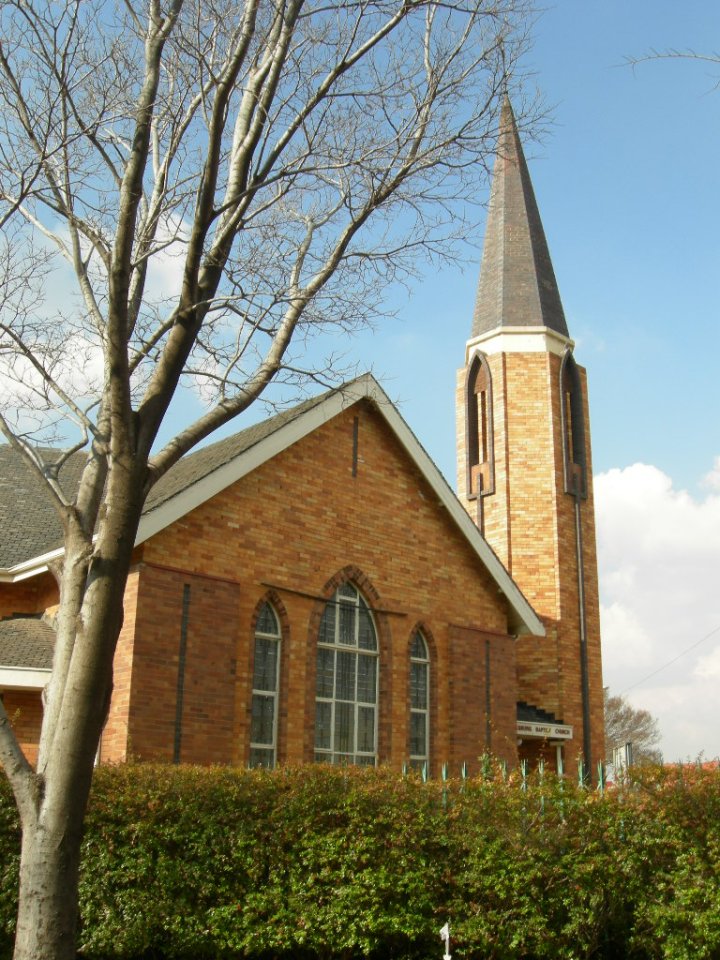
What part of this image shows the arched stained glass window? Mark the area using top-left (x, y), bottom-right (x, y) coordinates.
top-left (315, 583), bottom-right (378, 766)
top-left (249, 602), bottom-right (281, 768)
top-left (409, 632), bottom-right (429, 770)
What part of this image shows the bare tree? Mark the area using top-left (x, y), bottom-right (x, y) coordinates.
top-left (604, 688), bottom-right (662, 767)
top-left (0, 0), bottom-right (536, 957)
top-left (626, 47), bottom-right (720, 81)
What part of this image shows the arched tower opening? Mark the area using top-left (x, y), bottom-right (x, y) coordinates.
top-left (560, 351), bottom-right (587, 499)
top-left (465, 352), bottom-right (495, 498)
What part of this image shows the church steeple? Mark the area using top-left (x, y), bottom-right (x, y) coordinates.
top-left (471, 98), bottom-right (569, 340)
top-left (456, 98), bottom-right (605, 780)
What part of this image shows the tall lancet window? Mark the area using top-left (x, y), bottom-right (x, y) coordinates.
top-left (560, 352), bottom-right (587, 499)
top-left (315, 583), bottom-right (378, 766)
top-left (409, 631), bottom-right (430, 771)
top-left (250, 602), bottom-right (282, 768)
top-left (466, 353), bottom-right (495, 498)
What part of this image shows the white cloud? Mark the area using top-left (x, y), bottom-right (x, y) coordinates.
top-left (0, 331), bottom-right (104, 440)
top-left (595, 461), bottom-right (720, 762)
top-left (143, 215), bottom-right (190, 302)
top-left (702, 456), bottom-right (720, 493)
top-left (695, 644), bottom-right (720, 681)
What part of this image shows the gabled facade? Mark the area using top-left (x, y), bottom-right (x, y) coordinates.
top-left (1, 376), bottom-right (542, 774)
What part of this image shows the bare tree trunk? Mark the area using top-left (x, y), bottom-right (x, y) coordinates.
top-left (11, 472), bottom-right (144, 960)
top-left (14, 803), bottom-right (86, 960)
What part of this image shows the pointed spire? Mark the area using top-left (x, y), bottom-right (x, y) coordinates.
top-left (471, 98), bottom-right (569, 340)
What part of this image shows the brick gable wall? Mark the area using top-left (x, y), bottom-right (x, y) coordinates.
top-left (2, 400), bottom-right (524, 774)
top-left (132, 400), bottom-right (520, 774)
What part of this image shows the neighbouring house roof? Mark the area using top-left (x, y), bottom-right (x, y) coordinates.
top-left (0, 374), bottom-right (544, 637)
top-left (0, 615), bottom-right (54, 688)
top-left (471, 98), bottom-right (569, 340)
top-left (0, 444), bottom-right (86, 568)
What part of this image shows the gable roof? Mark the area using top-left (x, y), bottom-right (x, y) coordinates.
top-left (0, 375), bottom-right (543, 637)
top-left (144, 390), bottom-right (331, 515)
top-left (0, 392), bottom-right (330, 572)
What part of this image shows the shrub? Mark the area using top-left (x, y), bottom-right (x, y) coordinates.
top-left (0, 762), bottom-right (718, 959)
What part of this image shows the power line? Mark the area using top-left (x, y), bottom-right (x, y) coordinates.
top-left (621, 621), bottom-right (720, 696)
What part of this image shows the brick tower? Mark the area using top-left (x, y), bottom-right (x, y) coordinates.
top-left (456, 99), bottom-right (604, 776)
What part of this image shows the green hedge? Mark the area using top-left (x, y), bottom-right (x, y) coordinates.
top-left (1, 763), bottom-right (719, 959)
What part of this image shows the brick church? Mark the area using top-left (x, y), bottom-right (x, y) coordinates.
top-left (0, 101), bottom-right (604, 777)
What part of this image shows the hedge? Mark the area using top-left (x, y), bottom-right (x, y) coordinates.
top-left (1, 762), bottom-right (719, 960)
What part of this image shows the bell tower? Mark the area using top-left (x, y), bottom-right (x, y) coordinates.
top-left (457, 99), bottom-right (604, 775)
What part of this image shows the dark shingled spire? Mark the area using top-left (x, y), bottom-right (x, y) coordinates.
top-left (471, 98), bottom-right (569, 339)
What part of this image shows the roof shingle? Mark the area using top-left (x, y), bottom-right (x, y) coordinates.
top-left (0, 445), bottom-right (86, 567)
top-left (0, 616), bottom-right (54, 669)
top-left (0, 384), bottom-right (342, 568)
top-left (472, 98), bottom-right (569, 339)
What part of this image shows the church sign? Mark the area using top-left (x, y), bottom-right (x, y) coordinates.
top-left (516, 721), bottom-right (573, 740)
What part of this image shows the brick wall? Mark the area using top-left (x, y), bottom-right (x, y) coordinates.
top-left (1, 690), bottom-right (42, 766)
top-left (136, 400), bottom-right (520, 775)
top-left (457, 349), bottom-right (605, 773)
top-left (100, 568), bottom-right (140, 762)
top-left (3, 399), bottom-right (525, 773)
top-left (124, 563), bottom-right (241, 764)
top-left (0, 572), bottom-right (57, 619)
top-left (449, 625), bottom-right (517, 767)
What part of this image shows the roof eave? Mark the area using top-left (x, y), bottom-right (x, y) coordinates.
top-left (0, 665), bottom-right (51, 689)
top-left (0, 546), bottom-right (64, 583)
top-left (3, 374), bottom-right (543, 638)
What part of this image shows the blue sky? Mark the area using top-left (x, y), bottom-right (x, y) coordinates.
top-left (339, 0), bottom-right (720, 761)
top-left (363, 0), bottom-right (720, 500)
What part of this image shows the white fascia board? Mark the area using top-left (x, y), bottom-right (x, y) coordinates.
top-left (0, 666), bottom-right (50, 689)
top-left (1, 372), bottom-right (543, 637)
top-left (466, 326), bottom-right (573, 359)
top-left (0, 547), bottom-right (64, 583)
top-left (135, 379), bottom-right (373, 546)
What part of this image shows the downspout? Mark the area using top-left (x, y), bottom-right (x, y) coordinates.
top-left (573, 474), bottom-right (592, 779)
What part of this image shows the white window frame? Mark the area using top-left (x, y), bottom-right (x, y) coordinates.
top-left (409, 631), bottom-right (430, 770)
top-left (249, 603), bottom-right (281, 768)
top-left (315, 583), bottom-right (378, 766)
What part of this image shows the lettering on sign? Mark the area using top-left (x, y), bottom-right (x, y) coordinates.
top-left (516, 721), bottom-right (573, 740)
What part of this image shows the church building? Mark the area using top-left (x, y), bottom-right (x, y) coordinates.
top-left (0, 101), bottom-right (604, 777)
